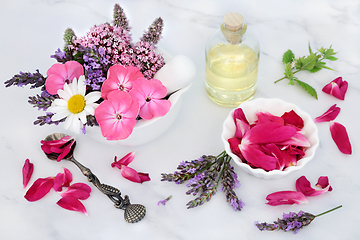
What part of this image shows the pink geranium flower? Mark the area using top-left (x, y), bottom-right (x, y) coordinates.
top-left (322, 77), bottom-right (348, 100)
top-left (111, 152), bottom-right (151, 183)
top-left (266, 191), bottom-right (308, 206)
top-left (22, 159), bottom-right (34, 188)
top-left (315, 104), bottom-right (340, 123)
top-left (101, 65), bottom-right (144, 100)
top-left (330, 121), bottom-right (352, 154)
top-left (129, 78), bottom-right (171, 120)
top-left (95, 91), bottom-right (139, 140)
top-left (45, 61), bottom-right (84, 95)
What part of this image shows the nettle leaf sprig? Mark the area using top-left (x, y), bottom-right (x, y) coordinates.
top-left (274, 43), bottom-right (338, 99)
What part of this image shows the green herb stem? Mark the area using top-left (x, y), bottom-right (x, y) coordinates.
top-left (315, 205), bottom-right (342, 218)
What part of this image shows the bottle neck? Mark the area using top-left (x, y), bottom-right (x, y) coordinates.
top-left (220, 22), bottom-right (247, 44)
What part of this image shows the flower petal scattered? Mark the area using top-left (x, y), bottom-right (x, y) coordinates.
top-left (53, 168), bottom-right (73, 192)
top-left (322, 77), bottom-right (348, 100)
top-left (330, 121), bottom-right (352, 154)
top-left (266, 191), bottom-right (308, 206)
top-left (111, 151), bottom-right (135, 168)
top-left (24, 177), bottom-right (55, 202)
top-left (57, 196), bottom-right (88, 215)
top-left (296, 176), bottom-right (332, 197)
top-left (60, 183), bottom-right (92, 200)
top-left (315, 104), bottom-right (340, 123)
top-left (22, 159), bottom-right (34, 188)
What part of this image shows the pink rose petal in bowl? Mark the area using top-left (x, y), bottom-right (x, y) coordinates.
top-left (221, 98), bottom-right (319, 179)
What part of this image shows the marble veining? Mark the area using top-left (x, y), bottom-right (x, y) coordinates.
top-left (0, 0), bottom-right (359, 239)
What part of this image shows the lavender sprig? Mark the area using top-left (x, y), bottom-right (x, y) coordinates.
top-left (255, 205), bottom-right (342, 234)
top-left (161, 151), bottom-right (244, 211)
top-left (33, 113), bottom-right (64, 126)
top-left (4, 70), bottom-right (46, 89)
top-left (140, 17), bottom-right (163, 45)
top-left (28, 93), bottom-right (57, 111)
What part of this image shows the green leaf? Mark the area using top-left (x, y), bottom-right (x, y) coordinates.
top-left (301, 53), bottom-right (317, 71)
top-left (294, 79), bottom-right (318, 99)
top-left (308, 42), bottom-right (313, 54)
top-left (284, 62), bottom-right (293, 78)
top-left (282, 50), bottom-right (295, 64)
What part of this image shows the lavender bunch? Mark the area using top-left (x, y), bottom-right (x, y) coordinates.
top-left (161, 151), bottom-right (244, 210)
top-left (140, 17), bottom-right (163, 45)
top-left (33, 112), bottom-right (64, 126)
top-left (255, 205), bottom-right (342, 234)
top-left (4, 70), bottom-right (46, 89)
top-left (28, 92), bottom-right (57, 111)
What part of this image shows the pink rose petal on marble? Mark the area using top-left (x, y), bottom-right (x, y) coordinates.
top-left (53, 168), bottom-right (73, 192)
top-left (61, 183), bottom-right (92, 200)
top-left (315, 104), bottom-right (340, 123)
top-left (57, 196), bottom-right (88, 215)
top-left (330, 122), bottom-right (352, 154)
top-left (322, 77), bottom-right (348, 100)
top-left (316, 176), bottom-right (333, 191)
top-left (266, 191), bottom-right (308, 206)
top-left (24, 177), bottom-right (55, 202)
top-left (22, 159), bottom-right (34, 188)
top-left (111, 151), bottom-right (135, 168)
top-left (296, 176), bottom-right (332, 196)
top-left (121, 165), bottom-right (150, 183)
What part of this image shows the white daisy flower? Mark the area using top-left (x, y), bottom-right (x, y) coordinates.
top-left (48, 75), bottom-right (101, 134)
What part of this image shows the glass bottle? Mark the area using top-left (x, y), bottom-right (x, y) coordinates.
top-left (205, 12), bottom-right (260, 107)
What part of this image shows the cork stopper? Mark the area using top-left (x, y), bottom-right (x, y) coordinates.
top-left (223, 12), bottom-right (244, 31)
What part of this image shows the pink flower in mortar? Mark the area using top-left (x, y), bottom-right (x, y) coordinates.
top-left (45, 61), bottom-right (84, 95)
top-left (129, 78), bottom-right (171, 120)
top-left (101, 65), bottom-right (144, 100)
top-left (95, 91), bottom-right (139, 140)
top-left (322, 77), bottom-right (348, 100)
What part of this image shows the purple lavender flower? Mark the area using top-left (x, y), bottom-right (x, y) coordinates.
top-left (161, 151), bottom-right (243, 211)
top-left (255, 205), bottom-right (342, 234)
top-left (158, 195), bottom-right (172, 206)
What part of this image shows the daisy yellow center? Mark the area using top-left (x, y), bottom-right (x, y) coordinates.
top-left (68, 94), bottom-right (86, 114)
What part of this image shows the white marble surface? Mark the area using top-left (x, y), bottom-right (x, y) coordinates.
top-left (1, 0), bottom-right (359, 239)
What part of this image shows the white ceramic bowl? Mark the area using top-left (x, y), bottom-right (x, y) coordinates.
top-left (221, 98), bottom-right (319, 179)
top-left (86, 49), bottom-right (195, 147)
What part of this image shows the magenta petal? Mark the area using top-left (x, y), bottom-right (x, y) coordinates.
top-left (61, 183), bottom-right (92, 200)
top-left (266, 191), bottom-right (308, 206)
top-left (256, 111), bottom-right (284, 125)
top-left (22, 159), bottom-right (34, 188)
top-left (322, 77), bottom-right (348, 100)
top-left (53, 168), bottom-right (73, 192)
top-left (24, 177), bottom-right (55, 202)
top-left (316, 176), bottom-right (333, 191)
top-left (121, 165), bottom-right (142, 183)
top-left (244, 122), bottom-right (297, 144)
top-left (57, 196), bottom-right (88, 215)
top-left (112, 152), bottom-right (135, 168)
top-left (330, 122), bottom-right (352, 154)
top-left (315, 104), bottom-right (340, 123)
top-left (239, 143), bottom-right (277, 171)
top-left (138, 172), bottom-right (151, 183)
top-left (281, 110), bottom-right (304, 128)
top-left (296, 176), bottom-right (332, 197)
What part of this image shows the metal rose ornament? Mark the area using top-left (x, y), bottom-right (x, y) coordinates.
top-left (41, 133), bottom-right (146, 223)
